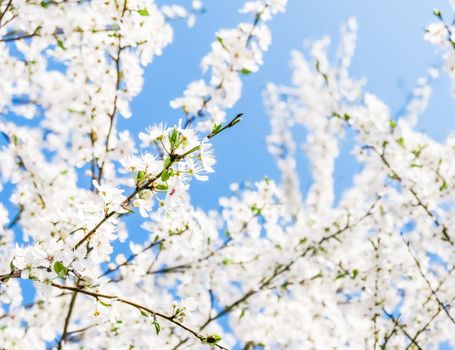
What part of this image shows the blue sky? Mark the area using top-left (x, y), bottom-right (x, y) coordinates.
top-left (125, 0), bottom-right (455, 211)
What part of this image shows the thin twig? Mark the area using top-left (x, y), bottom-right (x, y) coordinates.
top-left (50, 282), bottom-right (228, 349)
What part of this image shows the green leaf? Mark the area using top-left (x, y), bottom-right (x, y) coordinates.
top-left (204, 334), bottom-right (222, 345)
top-left (439, 180), bottom-right (448, 192)
top-left (169, 128), bottom-right (179, 147)
top-left (164, 157), bottom-right (171, 168)
top-left (250, 204), bottom-right (262, 216)
top-left (389, 120), bottom-right (397, 130)
top-left (335, 271), bottom-right (347, 280)
top-left (53, 261), bottom-right (68, 278)
top-left (412, 144), bottom-right (426, 158)
top-left (239, 308), bottom-right (246, 319)
top-left (138, 8), bottom-right (150, 16)
top-left (396, 137), bottom-right (405, 148)
top-left (155, 183), bottom-right (168, 191)
top-left (240, 68), bottom-right (251, 75)
top-left (217, 36), bottom-right (223, 45)
top-left (310, 271), bottom-right (323, 280)
top-left (68, 108), bottom-right (85, 115)
top-left (56, 39), bottom-right (66, 50)
top-left (99, 300), bottom-right (112, 307)
top-left (211, 123), bottom-right (222, 134)
top-left (152, 320), bottom-right (161, 335)
top-left (136, 170), bottom-right (146, 182)
top-left (161, 169), bottom-right (171, 182)
top-left (40, 1), bottom-right (49, 8)
top-left (352, 269), bottom-right (359, 278)
top-left (230, 114), bottom-right (243, 126)
top-left (140, 309), bottom-right (150, 317)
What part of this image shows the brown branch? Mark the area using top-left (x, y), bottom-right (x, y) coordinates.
top-left (96, 0), bottom-right (127, 184)
top-left (66, 323), bottom-right (98, 336)
top-left (99, 238), bottom-right (164, 278)
top-left (5, 206), bottom-right (22, 229)
top-left (57, 290), bottom-right (78, 350)
top-left (403, 239), bottom-right (455, 327)
top-left (195, 198), bottom-right (379, 333)
top-left (404, 306), bottom-right (441, 350)
top-left (50, 282), bottom-right (228, 349)
top-left (0, 270), bottom-right (21, 283)
top-left (422, 266), bottom-right (455, 307)
top-left (370, 146), bottom-right (454, 245)
top-left (150, 238), bottom-right (232, 276)
top-left (74, 163), bottom-right (168, 249)
top-left (382, 308), bottom-right (423, 350)
top-left (0, 0), bottom-right (12, 27)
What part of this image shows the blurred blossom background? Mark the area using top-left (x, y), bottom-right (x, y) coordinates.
top-left (2, 2), bottom-right (455, 347)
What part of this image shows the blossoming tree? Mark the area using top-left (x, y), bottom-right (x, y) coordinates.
top-left (1, 0), bottom-right (455, 349)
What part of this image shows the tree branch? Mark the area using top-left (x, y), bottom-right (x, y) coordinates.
top-left (50, 282), bottom-right (228, 349)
